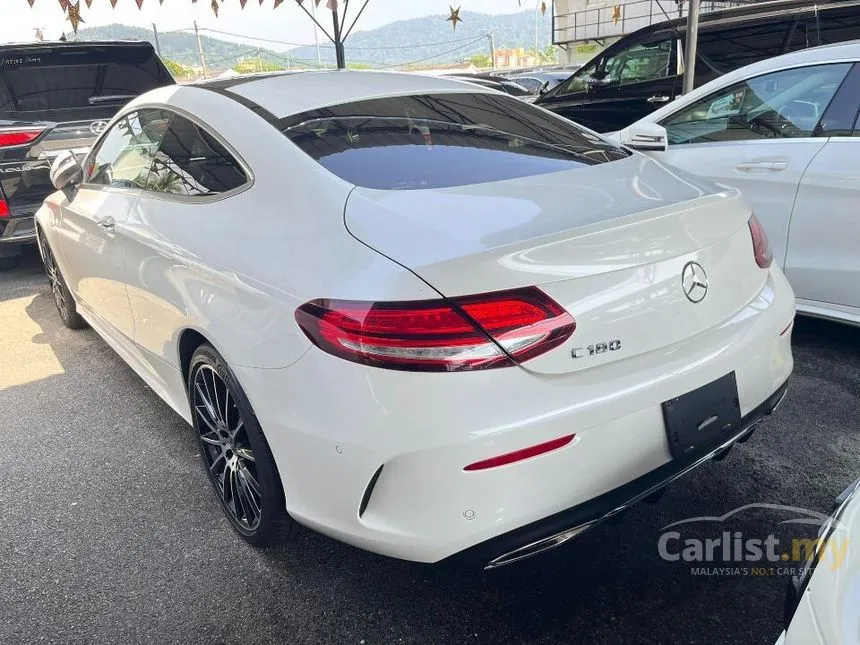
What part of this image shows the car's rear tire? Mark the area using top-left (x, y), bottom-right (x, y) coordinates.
top-left (188, 343), bottom-right (296, 547)
top-left (38, 231), bottom-right (85, 330)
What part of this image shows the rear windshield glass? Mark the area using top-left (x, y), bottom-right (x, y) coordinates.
top-left (281, 93), bottom-right (629, 190)
top-left (0, 45), bottom-right (173, 119)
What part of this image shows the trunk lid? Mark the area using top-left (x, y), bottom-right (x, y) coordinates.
top-left (345, 155), bottom-right (766, 375)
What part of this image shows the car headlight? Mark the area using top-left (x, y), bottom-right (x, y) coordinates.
top-left (783, 477), bottom-right (860, 626)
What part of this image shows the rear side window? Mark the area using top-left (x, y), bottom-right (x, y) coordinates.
top-left (145, 114), bottom-right (247, 197)
top-left (281, 93), bottom-right (629, 190)
top-left (0, 45), bottom-right (173, 120)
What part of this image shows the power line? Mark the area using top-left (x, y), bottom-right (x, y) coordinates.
top-left (192, 26), bottom-right (486, 51)
top-left (393, 37), bottom-right (487, 68)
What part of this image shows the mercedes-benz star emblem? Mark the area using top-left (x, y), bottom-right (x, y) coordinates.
top-left (89, 120), bottom-right (108, 135)
top-left (682, 261), bottom-right (709, 303)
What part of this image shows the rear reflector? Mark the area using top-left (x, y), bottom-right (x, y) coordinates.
top-left (464, 434), bottom-right (575, 471)
top-left (748, 214), bottom-right (773, 269)
top-left (0, 200), bottom-right (8, 219)
top-left (295, 287), bottom-right (575, 372)
top-left (0, 128), bottom-right (44, 148)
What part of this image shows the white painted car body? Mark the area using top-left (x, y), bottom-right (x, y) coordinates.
top-left (35, 71), bottom-right (795, 565)
top-left (614, 41), bottom-right (860, 326)
top-left (778, 478), bottom-right (860, 645)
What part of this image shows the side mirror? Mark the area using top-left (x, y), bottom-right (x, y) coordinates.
top-left (50, 150), bottom-right (83, 190)
top-left (538, 80), bottom-right (551, 95)
top-left (619, 122), bottom-right (668, 152)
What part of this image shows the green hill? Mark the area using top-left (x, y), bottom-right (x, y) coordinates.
top-left (75, 9), bottom-right (553, 70)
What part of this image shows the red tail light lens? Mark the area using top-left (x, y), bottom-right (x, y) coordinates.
top-left (748, 214), bottom-right (773, 269)
top-left (0, 199), bottom-right (9, 219)
top-left (295, 287), bottom-right (575, 372)
top-left (0, 128), bottom-right (44, 148)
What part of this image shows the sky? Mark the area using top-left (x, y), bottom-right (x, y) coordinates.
top-left (2, 0), bottom-right (535, 49)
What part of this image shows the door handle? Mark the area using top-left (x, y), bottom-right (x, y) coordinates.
top-left (647, 95), bottom-right (671, 104)
top-left (734, 160), bottom-right (789, 172)
top-left (97, 216), bottom-right (116, 233)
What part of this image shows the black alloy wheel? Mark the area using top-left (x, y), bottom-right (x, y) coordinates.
top-left (188, 344), bottom-right (295, 546)
top-left (38, 230), bottom-right (85, 329)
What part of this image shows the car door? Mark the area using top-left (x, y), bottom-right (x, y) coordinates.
top-left (650, 62), bottom-right (853, 267)
top-left (123, 110), bottom-right (250, 368)
top-left (784, 63), bottom-right (860, 311)
top-left (56, 109), bottom-right (167, 339)
top-left (538, 35), bottom-right (679, 132)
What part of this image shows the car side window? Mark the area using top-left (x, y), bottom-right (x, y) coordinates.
top-left (85, 109), bottom-right (170, 188)
top-left (661, 64), bottom-right (852, 145)
top-left (144, 114), bottom-right (247, 197)
top-left (556, 38), bottom-right (673, 95)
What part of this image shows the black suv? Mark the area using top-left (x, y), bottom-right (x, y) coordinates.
top-left (536, 0), bottom-right (860, 132)
top-left (0, 41), bottom-right (174, 269)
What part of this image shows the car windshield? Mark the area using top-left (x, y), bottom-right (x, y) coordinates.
top-left (281, 92), bottom-right (629, 190)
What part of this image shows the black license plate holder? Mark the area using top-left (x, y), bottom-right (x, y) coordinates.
top-left (663, 372), bottom-right (742, 459)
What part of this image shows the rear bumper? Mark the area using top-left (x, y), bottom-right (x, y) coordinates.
top-left (0, 216), bottom-right (36, 246)
top-left (453, 379), bottom-right (788, 569)
top-left (234, 266), bottom-right (796, 563)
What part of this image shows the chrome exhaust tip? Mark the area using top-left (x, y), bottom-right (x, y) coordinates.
top-left (484, 523), bottom-right (594, 570)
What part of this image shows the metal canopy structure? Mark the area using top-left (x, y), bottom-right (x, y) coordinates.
top-left (293, 0), bottom-right (371, 69)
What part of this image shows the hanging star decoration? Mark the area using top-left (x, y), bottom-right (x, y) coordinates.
top-left (611, 4), bottom-right (622, 25)
top-left (58, 0), bottom-right (70, 11)
top-left (211, 0), bottom-right (219, 15)
top-left (67, 1), bottom-right (84, 34)
top-left (541, 1), bottom-right (547, 16)
top-left (446, 5), bottom-right (463, 30)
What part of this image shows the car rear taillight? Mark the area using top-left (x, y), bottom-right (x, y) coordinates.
top-left (0, 199), bottom-right (9, 219)
top-left (0, 128), bottom-right (44, 148)
top-left (295, 287), bottom-right (575, 372)
top-left (748, 214), bottom-right (773, 269)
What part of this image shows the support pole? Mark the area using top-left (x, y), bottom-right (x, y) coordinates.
top-left (194, 20), bottom-right (208, 79)
top-left (152, 23), bottom-right (162, 58)
top-left (332, 6), bottom-right (346, 69)
top-left (682, 0), bottom-right (700, 94)
top-left (311, 0), bottom-right (323, 69)
top-left (488, 31), bottom-right (496, 69)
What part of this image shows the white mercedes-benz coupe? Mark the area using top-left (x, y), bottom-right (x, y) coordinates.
top-left (36, 71), bottom-right (795, 568)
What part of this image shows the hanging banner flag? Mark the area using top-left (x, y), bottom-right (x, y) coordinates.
top-left (109, 0), bottom-right (119, 8)
top-left (27, 0), bottom-right (37, 7)
top-left (136, 0), bottom-right (145, 8)
top-left (541, 0), bottom-right (547, 16)
top-left (211, 0), bottom-right (219, 15)
top-left (58, 0), bottom-right (70, 11)
top-left (84, 0), bottom-right (93, 7)
top-left (274, 0), bottom-right (284, 8)
top-left (239, 0), bottom-right (248, 7)
top-left (326, 0), bottom-right (337, 10)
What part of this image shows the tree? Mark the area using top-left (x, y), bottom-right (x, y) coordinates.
top-left (163, 58), bottom-right (191, 78)
top-left (469, 53), bottom-right (492, 68)
top-left (233, 59), bottom-right (286, 74)
top-left (539, 44), bottom-right (559, 65)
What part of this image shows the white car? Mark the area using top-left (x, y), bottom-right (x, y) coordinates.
top-left (36, 71), bottom-right (795, 567)
top-left (780, 477), bottom-right (860, 645)
top-left (615, 41), bottom-right (860, 326)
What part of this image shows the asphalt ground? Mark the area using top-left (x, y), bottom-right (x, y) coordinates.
top-left (1, 246), bottom-right (858, 645)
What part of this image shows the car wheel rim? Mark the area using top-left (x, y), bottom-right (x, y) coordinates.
top-left (41, 237), bottom-right (68, 319)
top-left (192, 364), bottom-right (262, 531)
